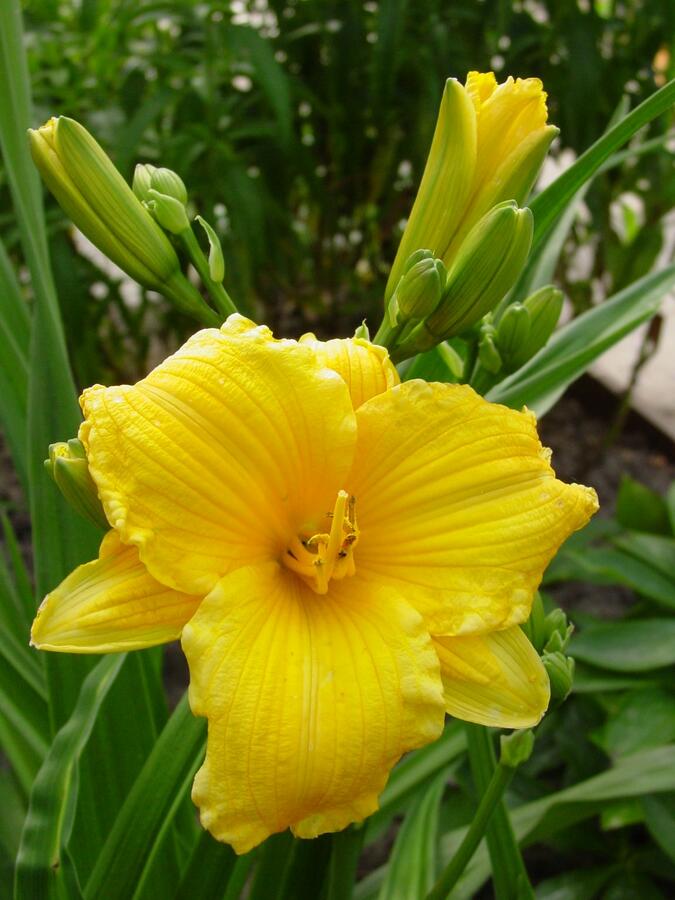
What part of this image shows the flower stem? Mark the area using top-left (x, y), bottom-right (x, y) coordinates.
top-left (372, 316), bottom-right (403, 350)
top-left (465, 725), bottom-right (534, 900)
top-left (179, 227), bottom-right (238, 319)
top-left (325, 825), bottom-right (364, 900)
top-left (426, 747), bottom-right (515, 900)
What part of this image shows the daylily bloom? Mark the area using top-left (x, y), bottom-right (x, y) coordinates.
top-left (31, 315), bottom-right (597, 853)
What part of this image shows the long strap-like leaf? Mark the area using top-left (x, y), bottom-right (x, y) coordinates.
top-left (14, 654), bottom-right (125, 900)
top-left (84, 693), bottom-right (205, 900)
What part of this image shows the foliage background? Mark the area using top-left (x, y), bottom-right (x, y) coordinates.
top-left (2, 0), bottom-right (673, 389)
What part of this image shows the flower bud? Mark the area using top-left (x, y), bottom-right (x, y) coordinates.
top-left (543, 651), bottom-right (575, 702)
top-left (195, 215), bottom-right (226, 283)
top-left (390, 252), bottom-right (446, 325)
top-left (386, 71), bottom-right (555, 302)
top-left (500, 729), bottom-right (535, 768)
top-left (478, 331), bottom-right (502, 374)
top-left (542, 607), bottom-right (573, 654)
top-left (45, 439), bottom-right (107, 530)
top-left (520, 285), bottom-right (564, 362)
top-left (496, 302), bottom-right (531, 370)
top-left (29, 117), bottom-right (216, 324)
top-left (423, 201), bottom-right (533, 341)
top-left (150, 167), bottom-right (188, 205)
top-left (146, 189), bottom-right (190, 235)
top-left (132, 163), bottom-right (156, 202)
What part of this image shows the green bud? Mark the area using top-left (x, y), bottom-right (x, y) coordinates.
top-left (543, 651), bottom-right (575, 702)
top-left (45, 439), bottom-right (108, 530)
top-left (543, 607), bottom-right (574, 654)
top-left (520, 285), bottom-right (564, 361)
top-left (392, 253), bottom-right (446, 325)
top-left (403, 248), bottom-right (435, 273)
top-left (195, 215), bottom-right (226, 283)
top-left (353, 320), bottom-right (370, 340)
top-left (150, 167), bottom-right (188, 205)
top-left (422, 200), bottom-right (533, 342)
top-left (500, 729), bottom-right (535, 768)
top-left (478, 331), bottom-right (502, 374)
top-left (496, 303), bottom-right (531, 370)
top-left (146, 188), bottom-right (190, 235)
top-left (29, 117), bottom-right (217, 324)
top-left (132, 163), bottom-right (156, 202)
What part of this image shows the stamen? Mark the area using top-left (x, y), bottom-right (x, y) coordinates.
top-left (282, 490), bottom-right (359, 594)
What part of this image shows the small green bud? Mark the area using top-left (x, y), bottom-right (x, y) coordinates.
top-left (478, 331), bottom-right (502, 374)
top-left (496, 303), bottom-right (531, 369)
top-left (543, 651), bottom-right (575, 702)
top-left (132, 163), bottom-right (156, 202)
top-left (45, 439), bottom-right (107, 530)
top-left (543, 607), bottom-right (573, 654)
top-left (520, 285), bottom-right (564, 362)
top-left (403, 248), bottom-right (435, 273)
top-left (500, 729), bottom-right (535, 768)
top-left (195, 215), bottom-right (226, 283)
top-left (146, 188), bottom-right (190, 235)
top-left (150, 167), bottom-right (188, 205)
top-left (353, 320), bottom-right (370, 340)
top-left (422, 200), bottom-right (533, 341)
top-left (392, 253), bottom-right (446, 324)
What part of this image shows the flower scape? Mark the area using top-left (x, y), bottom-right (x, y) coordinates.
top-left (31, 315), bottom-right (597, 854)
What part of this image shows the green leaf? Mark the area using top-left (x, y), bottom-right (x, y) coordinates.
top-left (549, 544), bottom-right (675, 611)
top-left (174, 830), bottom-right (237, 900)
top-left (454, 745), bottom-right (675, 898)
top-left (642, 793), bottom-right (675, 863)
top-left (570, 619), bottom-right (675, 672)
top-left (83, 692), bottom-right (205, 900)
top-left (534, 867), bottom-right (616, 900)
top-left (597, 689), bottom-right (675, 758)
top-left (14, 654), bottom-right (125, 900)
top-left (487, 263), bottom-right (675, 416)
top-left (529, 79), bottom-right (675, 251)
top-left (0, 237), bottom-right (29, 490)
top-left (377, 768), bottom-right (447, 900)
top-left (615, 476), bottom-right (671, 535)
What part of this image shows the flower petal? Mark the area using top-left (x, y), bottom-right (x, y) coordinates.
top-left (31, 531), bottom-right (201, 652)
top-left (299, 334), bottom-right (399, 408)
top-left (434, 626), bottom-right (549, 728)
top-left (80, 315), bottom-right (357, 596)
top-left (349, 381), bottom-right (598, 635)
top-left (182, 563), bottom-right (444, 854)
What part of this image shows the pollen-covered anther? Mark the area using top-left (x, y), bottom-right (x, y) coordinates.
top-left (283, 490), bottom-right (359, 594)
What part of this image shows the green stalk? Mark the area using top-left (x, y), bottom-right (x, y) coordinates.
top-left (372, 316), bottom-right (403, 351)
top-left (179, 227), bottom-right (238, 319)
top-left (464, 726), bottom-right (534, 900)
top-left (325, 825), bottom-right (364, 900)
top-left (426, 750), bottom-right (515, 900)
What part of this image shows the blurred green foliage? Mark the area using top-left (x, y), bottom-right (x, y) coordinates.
top-left (1, 0), bottom-right (672, 387)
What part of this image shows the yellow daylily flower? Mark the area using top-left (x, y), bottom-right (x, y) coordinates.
top-left (386, 71), bottom-right (557, 300)
top-left (31, 315), bottom-right (597, 853)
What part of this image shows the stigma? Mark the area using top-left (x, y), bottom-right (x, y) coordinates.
top-left (283, 490), bottom-right (359, 594)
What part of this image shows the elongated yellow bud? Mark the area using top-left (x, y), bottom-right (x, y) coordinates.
top-left (29, 118), bottom-right (217, 324)
top-left (387, 71), bottom-right (556, 305)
